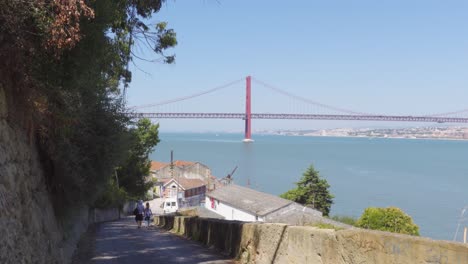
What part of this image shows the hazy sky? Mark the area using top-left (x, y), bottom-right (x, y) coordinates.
top-left (126, 0), bottom-right (468, 132)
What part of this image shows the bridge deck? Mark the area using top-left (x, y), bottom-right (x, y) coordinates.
top-left (130, 112), bottom-right (468, 123)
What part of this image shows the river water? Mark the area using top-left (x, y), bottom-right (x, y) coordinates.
top-left (150, 133), bottom-right (468, 240)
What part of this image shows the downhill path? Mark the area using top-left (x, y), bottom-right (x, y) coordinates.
top-left (83, 216), bottom-right (235, 264)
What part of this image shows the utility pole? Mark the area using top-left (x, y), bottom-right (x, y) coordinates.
top-left (114, 169), bottom-right (119, 188)
top-left (170, 150), bottom-right (175, 196)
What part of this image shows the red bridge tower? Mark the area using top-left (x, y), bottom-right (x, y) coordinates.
top-left (243, 76), bottom-right (253, 142)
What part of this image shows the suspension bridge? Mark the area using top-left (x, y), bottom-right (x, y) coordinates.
top-left (129, 76), bottom-right (468, 142)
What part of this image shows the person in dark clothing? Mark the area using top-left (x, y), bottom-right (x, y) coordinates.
top-left (144, 202), bottom-right (153, 228)
top-left (134, 200), bottom-right (145, 228)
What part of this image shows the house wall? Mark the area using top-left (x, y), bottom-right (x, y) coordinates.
top-left (183, 193), bottom-right (205, 207)
top-left (153, 166), bottom-right (183, 179)
top-left (162, 182), bottom-right (179, 198)
top-left (205, 196), bottom-right (263, 222)
top-left (161, 181), bottom-right (207, 208)
top-left (180, 163), bottom-right (211, 180)
top-left (181, 186), bottom-right (206, 207)
top-left (152, 163), bottom-right (212, 182)
top-left (184, 185), bottom-right (206, 198)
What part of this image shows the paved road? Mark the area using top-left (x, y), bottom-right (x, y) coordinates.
top-left (88, 217), bottom-right (235, 264)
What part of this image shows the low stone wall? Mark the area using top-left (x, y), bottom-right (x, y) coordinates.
top-left (89, 208), bottom-right (120, 223)
top-left (154, 215), bottom-right (468, 264)
top-left (155, 215), bottom-right (243, 257)
top-left (122, 201), bottom-right (136, 216)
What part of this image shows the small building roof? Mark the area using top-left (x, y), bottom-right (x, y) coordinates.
top-left (150, 161), bottom-right (168, 171)
top-left (150, 160), bottom-right (199, 171)
top-left (178, 207), bottom-right (225, 220)
top-left (207, 184), bottom-right (293, 216)
top-left (163, 178), bottom-right (206, 190)
top-left (173, 160), bottom-right (196, 167)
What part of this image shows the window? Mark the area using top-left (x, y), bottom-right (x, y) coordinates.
top-left (171, 202), bottom-right (176, 206)
top-left (166, 202), bottom-right (170, 206)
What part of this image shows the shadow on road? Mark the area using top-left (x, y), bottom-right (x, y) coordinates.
top-left (74, 216), bottom-right (234, 264)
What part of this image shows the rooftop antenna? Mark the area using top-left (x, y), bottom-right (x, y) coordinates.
top-left (170, 150), bottom-right (174, 177)
top-left (170, 150), bottom-right (177, 200)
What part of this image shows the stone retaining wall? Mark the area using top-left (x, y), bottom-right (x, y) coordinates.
top-left (0, 87), bottom-right (121, 264)
top-left (0, 115), bottom-right (67, 263)
top-left (154, 215), bottom-right (468, 264)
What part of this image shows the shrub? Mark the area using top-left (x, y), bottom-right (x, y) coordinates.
top-left (357, 207), bottom-right (419, 236)
top-left (312, 223), bottom-right (343, 231)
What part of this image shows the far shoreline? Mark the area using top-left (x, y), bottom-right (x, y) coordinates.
top-left (261, 133), bottom-right (468, 142)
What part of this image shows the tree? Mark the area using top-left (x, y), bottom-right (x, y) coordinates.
top-left (280, 165), bottom-right (334, 216)
top-left (117, 118), bottom-right (160, 197)
top-left (0, 0), bottom-right (177, 213)
top-left (357, 207), bottom-right (420, 236)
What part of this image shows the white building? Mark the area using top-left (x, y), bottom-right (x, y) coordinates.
top-left (149, 160), bottom-right (218, 198)
top-left (162, 178), bottom-right (207, 208)
top-left (205, 184), bottom-right (323, 225)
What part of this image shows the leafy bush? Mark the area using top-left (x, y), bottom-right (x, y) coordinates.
top-left (357, 207), bottom-right (419, 236)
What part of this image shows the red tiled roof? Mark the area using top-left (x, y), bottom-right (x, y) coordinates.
top-left (173, 160), bottom-right (196, 167)
top-left (150, 160), bottom-right (197, 171)
top-left (163, 178), bottom-right (206, 190)
top-left (150, 161), bottom-right (168, 171)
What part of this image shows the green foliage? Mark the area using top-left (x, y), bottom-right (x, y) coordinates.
top-left (280, 165), bottom-right (334, 216)
top-left (330, 215), bottom-right (358, 226)
top-left (357, 207), bottom-right (420, 236)
top-left (94, 179), bottom-right (128, 209)
top-left (0, 0), bottom-right (177, 214)
top-left (117, 118), bottom-right (160, 197)
top-left (312, 223), bottom-right (344, 231)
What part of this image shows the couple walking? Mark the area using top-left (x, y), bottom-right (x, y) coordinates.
top-left (134, 200), bottom-right (152, 228)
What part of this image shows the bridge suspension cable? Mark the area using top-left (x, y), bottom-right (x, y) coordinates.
top-left (130, 78), bottom-right (244, 109)
top-left (253, 78), bottom-right (468, 118)
top-left (252, 78), bottom-right (372, 115)
top-left (425, 108), bottom-right (468, 117)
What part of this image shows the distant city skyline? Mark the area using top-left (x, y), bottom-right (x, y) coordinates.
top-left (126, 1), bottom-right (468, 132)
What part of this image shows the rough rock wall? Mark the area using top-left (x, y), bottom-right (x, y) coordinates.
top-left (155, 215), bottom-right (468, 264)
top-left (280, 226), bottom-right (468, 264)
top-left (0, 87), bottom-right (88, 264)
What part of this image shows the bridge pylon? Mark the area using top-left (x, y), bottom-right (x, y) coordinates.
top-left (243, 76), bottom-right (254, 142)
